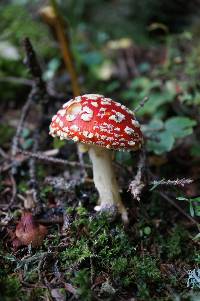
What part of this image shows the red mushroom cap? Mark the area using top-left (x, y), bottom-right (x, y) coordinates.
top-left (49, 94), bottom-right (143, 151)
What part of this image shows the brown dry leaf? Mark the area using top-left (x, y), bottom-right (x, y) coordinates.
top-left (14, 211), bottom-right (47, 248)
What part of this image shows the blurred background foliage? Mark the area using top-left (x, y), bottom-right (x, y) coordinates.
top-left (1, 0), bottom-right (200, 156)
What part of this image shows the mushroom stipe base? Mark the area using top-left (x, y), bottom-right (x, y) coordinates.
top-left (88, 145), bottom-right (128, 223)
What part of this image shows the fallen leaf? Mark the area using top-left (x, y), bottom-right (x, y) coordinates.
top-left (14, 211), bottom-right (47, 248)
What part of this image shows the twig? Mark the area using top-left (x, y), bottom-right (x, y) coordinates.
top-left (23, 37), bottom-right (49, 115)
top-left (0, 162), bottom-right (13, 173)
top-left (11, 88), bottom-right (36, 174)
top-left (128, 149), bottom-right (146, 200)
top-left (29, 130), bottom-right (39, 189)
top-left (23, 38), bottom-right (46, 92)
top-left (45, 176), bottom-right (82, 191)
top-left (0, 147), bottom-right (9, 159)
top-left (24, 38), bottom-right (51, 211)
top-left (4, 172), bottom-right (17, 209)
top-left (11, 37), bottom-right (49, 175)
top-left (150, 178), bottom-right (194, 188)
top-left (133, 96), bottom-right (149, 113)
top-left (158, 191), bottom-right (200, 228)
top-left (0, 76), bottom-right (33, 86)
top-left (27, 130), bottom-right (42, 211)
top-left (17, 149), bottom-right (92, 168)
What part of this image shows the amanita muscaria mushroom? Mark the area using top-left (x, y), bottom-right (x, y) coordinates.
top-left (49, 94), bottom-right (143, 223)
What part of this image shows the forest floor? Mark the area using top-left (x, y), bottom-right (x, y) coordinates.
top-left (0, 31), bottom-right (200, 301)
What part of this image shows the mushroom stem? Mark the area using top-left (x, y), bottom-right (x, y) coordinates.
top-left (88, 145), bottom-right (128, 223)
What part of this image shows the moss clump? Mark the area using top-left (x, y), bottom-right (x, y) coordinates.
top-left (0, 254), bottom-right (47, 301)
top-left (72, 269), bottom-right (92, 301)
top-left (131, 255), bottom-right (161, 281)
top-left (0, 275), bottom-right (24, 301)
top-left (162, 225), bottom-right (190, 259)
top-left (59, 206), bottom-right (162, 299)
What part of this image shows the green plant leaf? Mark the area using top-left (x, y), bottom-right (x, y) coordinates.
top-left (142, 119), bottom-right (164, 134)
top-left (189, 200), bottom-right (195, 217)
top-left (193, 233), bottom-right (200, 241)
top-left (194, 205), bottom-right (200, 217)
top-left (192, 197), bottom-right (200, 203)
top-left (165, 117), bottom-right (197, 138)
top-left (176, 196), bottom-right (189, 201)
top-left (191, 144), bottom-right (200, 157)
top-left (147, 130), bottom-right (175, 154)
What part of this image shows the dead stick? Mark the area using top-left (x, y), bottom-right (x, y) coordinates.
top-left (18, 149), bottom-right (92, 168)
top-left (4, 172), bottom-right (17, 210)
top-left (150, 178), bottom-right (194, 187)
top-left (23, 38), bottom-right (46, 91)
top-left (11, 88), bottom-right (36, 174)
top-left (134, 96), bottom-right (149, 113)
top-left (158, 191), bottom-right (200, 228)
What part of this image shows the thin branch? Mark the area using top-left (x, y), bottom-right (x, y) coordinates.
top-left (0, 147), bottom-right (9, 159)
top-left (23, 38), bottom-right (46, 91)
top-left (17, 149), bottom-right (92, 168)
top-left (158, 191), bottom-right (200, 228)
top-left (11, 38), bottom-right (49, 175)
top-left (0, 76), bottom-right (33, 86)
top-left (23, 37), bottom-right (49, 115)
top-left (4, 172), bottom-right (17, 210)
top-left (28, 130), bottom-right (42, 211)
top-left (133, 96), bottom-right (149, 113)
top-left (150, 178), bottom-right (194, 188)
top-left (29, 130), bottom-right (39, 188)
top-left (11, 88), bottom-right (36, 174)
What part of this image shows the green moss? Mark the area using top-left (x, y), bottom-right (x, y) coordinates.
top-left (72, 269), bottom-right (92, 301)
top-left (61, 239), bottom-right (92, 266)
top-left (1, 200), bottom-right (196, 300)
top-left (137, 283), bottom-right (150, 300)
top-left (131, 256), bottom-right (161, 281)
top-left (28, 288), bottom-right (47, 301)
top-left (162, 225), bottom-right (189, 259)
top-left (0, 275), bottom-right (25, 301)
top-left (18, 180), bottom-right (29, 193)
top-left (39, 185), bottom-right (53, 199)
top-left (58, 207), bottom-right (163, 299)
top-left (194, 253), bottom-right (200, 264)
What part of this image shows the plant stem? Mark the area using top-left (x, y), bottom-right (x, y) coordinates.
top-left (49, 0), bottom-right (80, 96)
